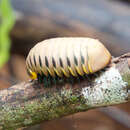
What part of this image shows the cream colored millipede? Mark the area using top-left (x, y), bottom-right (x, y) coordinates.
top-left (26, 37), bottom-right (111, 80)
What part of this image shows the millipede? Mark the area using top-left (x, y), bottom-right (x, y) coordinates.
top-left (26, 37), bottom-right (111, 86)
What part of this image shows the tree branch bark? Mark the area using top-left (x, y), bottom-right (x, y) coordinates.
top-left (0, 53), bottom-right (130, 130)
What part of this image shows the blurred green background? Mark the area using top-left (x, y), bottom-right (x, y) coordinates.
top-left (0, 0), bottom-right (15, 68)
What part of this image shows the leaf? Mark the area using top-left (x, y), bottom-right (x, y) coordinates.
top-left (0, 0), bottom-right (15, 68)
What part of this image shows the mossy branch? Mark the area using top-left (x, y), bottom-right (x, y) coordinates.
top-left (0, 53), bottom-right (130, 130)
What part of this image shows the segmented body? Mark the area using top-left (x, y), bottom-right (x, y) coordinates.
top-left (26, 37), bottom-right (111, 80)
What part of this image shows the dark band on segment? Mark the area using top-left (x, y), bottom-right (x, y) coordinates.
top-left (67, 57), bottom-right (71, 67)
top-left (33, 55), bottom-right (37, 66)
top-left (81, 55), bottom-right (85, 64)
top-left (52, 57), bottom-right (56, 67)
top-left (45, 56), bottom-right (49, 67)
top-left (39, 55), bottom-right (42, 67)
top-left (74, 56), bottom-right (78, 66)
top-left (29, 56), bottom-right (33, 67)
top-left (59, 58), bottom-right (63, 67)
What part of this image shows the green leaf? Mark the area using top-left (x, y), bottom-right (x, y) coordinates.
top-left (0, 0), bottom-right (15, 68)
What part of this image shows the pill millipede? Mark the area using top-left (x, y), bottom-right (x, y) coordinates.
top-left (26, 37), bottom-right (111, 87)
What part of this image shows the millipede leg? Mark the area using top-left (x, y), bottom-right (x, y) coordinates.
top-left (43, 77), bottom-right (48, 87)
top-left (70, 77), bottom-right (75, 84)
top-left (75, 76), bottom-right (80, 84)
top-left (93, 72), bottom-right (99, 78)
top-left (57, 76), bottom-right (64, 85)
top-left (37, 74), bottom-right (43, 84)
top-left (52, 77), bottom-right (57, 85)
top-left (67, 76), bottom-right (75, 84)
top-left (84, 74), bottom-right (91, 82)
top-left (81, 75), bottom-right (86, 81)
top-left (47, 75), bottom-right (52, 87)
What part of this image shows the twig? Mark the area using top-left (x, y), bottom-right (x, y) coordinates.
top-left (0, 53), bottom-right (129, 129)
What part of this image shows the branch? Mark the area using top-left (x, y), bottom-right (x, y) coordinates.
top-left (0, 53), bottom-right (130, 129)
